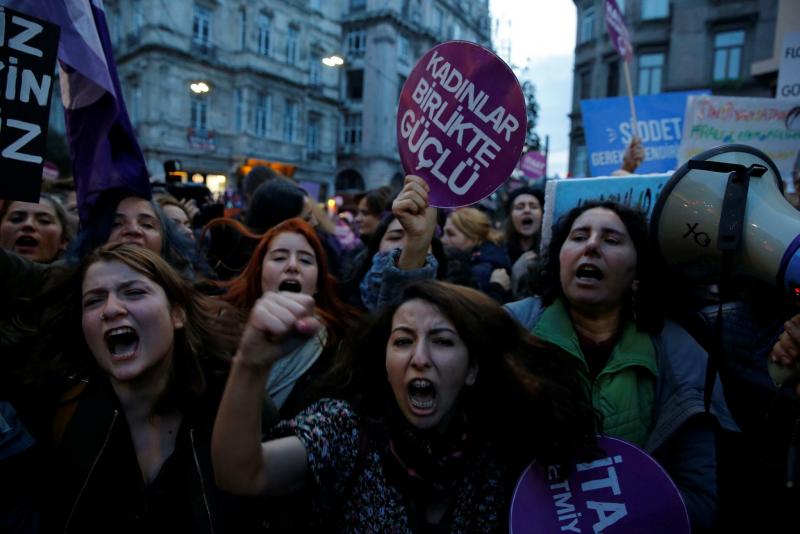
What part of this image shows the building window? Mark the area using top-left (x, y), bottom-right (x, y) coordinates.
top-left (450, 23), bottom-right (462, 40)
top-left (287, 27), bottom-right (298, 65)
top-left (350, 0), bottom-right (366, 12)
top-left (637, 53), bottom-right (664, 94)
top-left (579, 5), bottom-right (595, 44)
top-left (234, 88), bottom-right (245, 132)
top-left (239, 9), bottom-right (247, 50)
top-left (617, 0), bottom-right (626, 13)
top-left (307, 116), bottom-right (319, 152)
top-left (254, 92), bottom-right (272, 137)
top-left (578, 68), bottom-right (591, 100)
top-left (713, 30), bottom-right (745, 81)
top-left (347, 30), bottom-right (366, 57)
top-left (129, 85), bottom-right (141, 126)
top-left (346, 69), bottom-right (364, 100)
top-left (606, 60), bottom-right (619, 97)
top-left (192, 5), bottom-right (211, 45)
top-left (432, 6), bottom-right (444, 34)
top-left (132, 0), bottom-right (143, 35)
top-left (309, 0), bottom-right (322, 10)
top-left (257, 14), bottom-right (271, 56)
top-left (190, 95), bottom-right (208, 131)
top-left (641, 0), bottom-right (668, 20)
top-left (398, 35), bottom-right (410, 63)
top-left (572, 144), bottom-right (588, 177)
top-left (343, 112), bottom-right (362, 150)
top-left (283, 101), bottom-right (296, 141)
top-left (310, 56), bottom-right (322, 86)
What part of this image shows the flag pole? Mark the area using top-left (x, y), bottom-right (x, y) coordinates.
top-left (622, 60), bottom-right (638, 138)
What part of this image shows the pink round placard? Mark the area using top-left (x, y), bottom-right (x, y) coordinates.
top-left (396, 41), bottom-right (526, 208)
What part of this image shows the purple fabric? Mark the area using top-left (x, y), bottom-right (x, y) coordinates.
top-left (4, 0), bottom-right (150, 223)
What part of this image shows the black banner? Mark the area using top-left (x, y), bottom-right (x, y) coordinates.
top-left (0, 6), bottom-right (59, 202)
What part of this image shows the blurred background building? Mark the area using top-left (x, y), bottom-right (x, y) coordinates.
top-left (568, 0), bottom-right (797, 177)
top-left (48, 0), bottom-right (492, 199)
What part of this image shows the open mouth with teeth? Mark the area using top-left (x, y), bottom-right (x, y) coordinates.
top-left (278, 279), bottom-right (303, 293)
top-left (14, 235), bottom-right (39, 249)
top-left (104, 327), bottom-right (139, 360)
top-left (407, 379), bottom-right (437, 413)
top-left (576, 264), bottom-right (604, 282)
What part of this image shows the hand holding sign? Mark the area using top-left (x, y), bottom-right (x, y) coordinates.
top-left (393, 174), bottom-right (438, 270)
top-left (397, 41), bottom-right (526, 208)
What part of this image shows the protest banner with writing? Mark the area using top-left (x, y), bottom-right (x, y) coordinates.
top-left (777, 32), bottom-right (800, 100)
top-left (510, 436), bottom-right (690, 534)
top-left (397, 41), bottom-right (526, 208)
top-left (518, 150), bottom-right (547, 181)
top-left (581, 90), bottom-right (708, 177)
top-left (541, 173), bottom-right (670, 249)
top-left (604, 0), bottom-right (632, 63)
top-left (678, 95), bottom-right (800, 183)
top-left (0, 7), bottom-right (59, 202)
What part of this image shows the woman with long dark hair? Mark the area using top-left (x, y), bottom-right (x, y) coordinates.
top-left (505, 200), bottom-right (739, 531)
top-left (212, 279), bottom-right (597, 531)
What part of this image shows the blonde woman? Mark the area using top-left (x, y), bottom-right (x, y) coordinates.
top-left (442, 208), bottom-right (511, 302)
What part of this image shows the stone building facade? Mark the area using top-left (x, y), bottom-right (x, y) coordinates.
top-left (568, 0), bottom-right (795, 177)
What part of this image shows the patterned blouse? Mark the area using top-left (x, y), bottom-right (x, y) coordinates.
top-left (274, 398), bottom-right (509, 533)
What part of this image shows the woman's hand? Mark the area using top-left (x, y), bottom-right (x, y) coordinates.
top-left (393, 175), bottom-right (437, 270)
top-left (768, 314), bottom-right (800, 389)
top-left (490, 268), bottom-right (510, 290)
top-left (236, 291), bottom-right (321, 368)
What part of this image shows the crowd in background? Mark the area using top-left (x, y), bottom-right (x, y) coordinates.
top-left (1, 159), bottom-right (798, 533)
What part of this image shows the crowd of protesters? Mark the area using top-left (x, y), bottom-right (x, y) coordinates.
top-left (1, 158), bottom-right (798, 533)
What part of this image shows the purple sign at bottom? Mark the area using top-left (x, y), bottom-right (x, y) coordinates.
top-left (510, 436), bottom-right (690, 534)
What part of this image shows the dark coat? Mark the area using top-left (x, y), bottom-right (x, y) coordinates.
top-left (469, 241), bottom-right (511, 302)
top-left (41, 377), bottom-right (238, 534)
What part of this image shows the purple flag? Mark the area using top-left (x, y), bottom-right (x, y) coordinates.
top-left (3, 0), bottom-right (150, 224)
top-left (604, 0), bottom-right (633, 63)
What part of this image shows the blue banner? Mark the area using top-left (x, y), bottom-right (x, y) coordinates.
top-left (580, 90), bottom-right (709, 177)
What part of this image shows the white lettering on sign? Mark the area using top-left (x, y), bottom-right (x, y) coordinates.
top-left (0, 10), bottom-right (45, 58)
top-left (619, 118), bottom-right (682, 144)
top-left (0, 118), bottom-right (43, 163)
top-left (400, 48), bottom-right (519, 197)
top-left (0, 57), bottom-right (52, 106)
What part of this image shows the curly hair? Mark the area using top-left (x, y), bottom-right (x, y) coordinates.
top-left (317, 280), bottom-right (598, 470)
top-left (534, 200), bottom-right (664, 334)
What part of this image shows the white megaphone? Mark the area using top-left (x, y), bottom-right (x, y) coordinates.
top-left (651, 144), bottom-right (800, 384)
top-left (651, 144), bottom-right (800, 296)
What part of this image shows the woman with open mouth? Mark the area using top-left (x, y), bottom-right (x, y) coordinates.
top-left (215, 217), bottom-right (359, 420)
top-left (212, 279), bottom-right (596, 532)
top-left (6, 244), bottom-right (247, 532)
top-left (503, 186), bottom-right (544, 298)
top-left (0, 195), bottom-right (72, 264)
top-left (505, 200), bottom-right (739, 532)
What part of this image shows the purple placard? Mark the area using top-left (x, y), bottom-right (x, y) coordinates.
top-left (510, 436), bottom-right (690, 534)
top-left (604, 0), bottom-right (633, 63)
top-left (518, 151), bottom-right (547, 180)
top-left (397, 41), bottom-right (526, 208)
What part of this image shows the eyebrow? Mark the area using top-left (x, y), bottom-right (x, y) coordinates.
top-left (82, 279), bottom-right (147, 298)
top-left (269, 248), bottom-right (315, 256)
top-left (571, 225), bottom-right (626, 236)
top-left (390, 325), bottom-right (457, 335)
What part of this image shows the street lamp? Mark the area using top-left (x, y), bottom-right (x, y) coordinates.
top-left (189, 81), bottom-right (211, 94)
top-left (321, 54), bottom-right (344, 67)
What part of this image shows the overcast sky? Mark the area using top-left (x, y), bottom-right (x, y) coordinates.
top-left (490, 0), bottom-right (577, 177)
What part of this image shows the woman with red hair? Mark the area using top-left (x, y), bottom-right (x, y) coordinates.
top-left (215, 218), bottom-right (359, 419)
